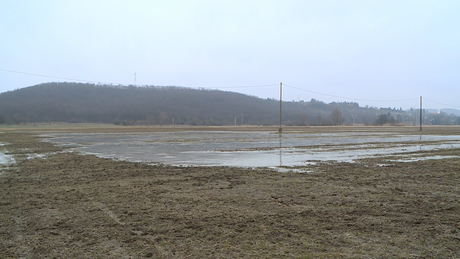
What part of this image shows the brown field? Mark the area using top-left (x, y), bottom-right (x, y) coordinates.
top-left (1, 125), bottom-right (460, 258)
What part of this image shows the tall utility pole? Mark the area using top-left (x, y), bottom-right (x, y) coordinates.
top-left (134, 72), bottom-right (137, 86)
top-left (279, 82), bottom-right (282, 133)
top-left (420, 96), bottom-right (422, 131)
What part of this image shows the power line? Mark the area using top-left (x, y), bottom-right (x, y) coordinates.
top-left (3, 68), bottom-right (458, 108)
top-left (0, 68), bottom-right (120, 85)
top-left (423, 98), bottom-right (460, 109)
top-left (1, 68), bottom-right (277, 90)
top-left (207, 84), bottom-right (278, 89)
top-left (284, 84), bottom-right (419, 103)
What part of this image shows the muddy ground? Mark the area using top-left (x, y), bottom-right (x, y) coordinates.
top-left (1, 125), bottom-right (460, 258)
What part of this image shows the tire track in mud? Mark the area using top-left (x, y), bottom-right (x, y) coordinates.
top-left (0, 135), bottom-right (136, 258)
top-left (92, 200), bottom-right (126, 226)
top-left (67, 186), bottom-right (138, 258)
top-left (83, 191), bottom-right (164, 258)
top-left (7, 216), bottom-right (32, 258)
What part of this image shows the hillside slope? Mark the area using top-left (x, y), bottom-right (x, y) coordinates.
top-left (0, 82), bottom-right (413, 125)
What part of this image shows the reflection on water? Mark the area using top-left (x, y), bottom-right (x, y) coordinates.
top-left (42, 131), bottom-right (460, 169)
top-left (279, 136), bottom-right (282, 167)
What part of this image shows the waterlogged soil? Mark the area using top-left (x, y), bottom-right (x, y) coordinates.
top-left (40, 127), bottom-right (460, 168)
top-left (1, 125), bottom-right (460, 258)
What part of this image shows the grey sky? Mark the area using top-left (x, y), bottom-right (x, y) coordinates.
top-left (1, 0), bottom-right (459, 109)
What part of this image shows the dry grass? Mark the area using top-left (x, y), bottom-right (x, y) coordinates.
top-left (1, 126), bottom-right (459, 258)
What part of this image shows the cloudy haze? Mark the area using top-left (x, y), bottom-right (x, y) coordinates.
top-left (1, 0), bottom-right (459, 109)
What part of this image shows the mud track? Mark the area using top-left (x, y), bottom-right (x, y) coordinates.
top-left (1, 125), bottom-right (460, 258)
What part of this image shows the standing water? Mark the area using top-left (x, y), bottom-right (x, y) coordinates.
top-left (41, 131), bottom-right (460, 169)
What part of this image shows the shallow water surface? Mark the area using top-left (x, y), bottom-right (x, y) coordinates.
top-left (42, 131), bottom-right (460, 169)
top-left (0, 145), bottom-right (15, 171)
top-left (0, 153), bottom-right (15, 166)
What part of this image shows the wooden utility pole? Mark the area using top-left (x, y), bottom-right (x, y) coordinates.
top-left (279, 82), bottom-right (282, 133)
top-left (420, 96), bottom-right (422, 131)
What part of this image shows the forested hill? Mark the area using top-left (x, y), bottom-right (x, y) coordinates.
top-left (0, 82), bottom-right (283, 125)
top-left (0, 82), bottom-right (445, 126)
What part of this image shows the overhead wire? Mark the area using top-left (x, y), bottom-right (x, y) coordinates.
top-left (1, 68), bottom-right (277, 90)
top-left (423, 98), bottom-right (460, 109)
top-left (0, 68), bottom-right (117, 85)
top-left (285, 84), bottom-right (459, 109)
top-left (283, 84), bottom-right (419, 103)
top-left (207, 84), bottom-right (279, 89)
top-left (2, 68), bottom-right (458, 108)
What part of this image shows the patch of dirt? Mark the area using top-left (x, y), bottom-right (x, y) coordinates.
top-left (1, 126), bottom-right (460, 258)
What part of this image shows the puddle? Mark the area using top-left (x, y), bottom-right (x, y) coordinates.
top-left (389, 155), bottom-right (459, 162)
top-left (270, 167), bottom-right (312, 173)
top-left (1, 143), bottom-right (14, 168)
top-left (0, 153), bottom-right (15, 165)
top-left (377, 164), bottom-right (395, 167)
top-left (0, 151), bottom-right (15, 174)
top-left (27, 153), bottom-right (54, 160)
top-left (41, 131), bottom-right (460, 170)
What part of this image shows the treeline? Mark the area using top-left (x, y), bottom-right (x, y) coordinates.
top-left (0, 82), bottom-right (458, 126)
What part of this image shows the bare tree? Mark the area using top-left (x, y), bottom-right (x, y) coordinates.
top-left (351, 112), bottom-right (357, 125)
top-left (330, 108), bottom-right (343, 126)
top-left (299, 113), bottom-right (308, 126)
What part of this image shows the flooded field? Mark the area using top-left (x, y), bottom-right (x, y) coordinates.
top-left (43, 130), bottom-right (460, 169)
top-left (1, 125), bottom-right (460, 258)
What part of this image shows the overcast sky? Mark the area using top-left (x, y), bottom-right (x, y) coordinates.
top-left (1, 0), bottom-right (459, 109)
